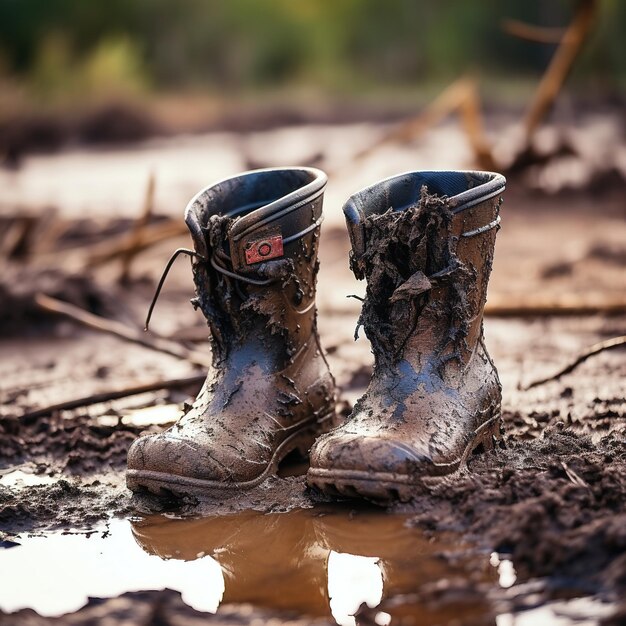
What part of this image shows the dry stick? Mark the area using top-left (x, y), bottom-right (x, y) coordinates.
top-left (484, 295), bottom-right (626, 317)
top-left (329, 295), bottom-right (626, 318)
top-left (27, 208), bottom-right (66, 258)
top-left (20, 374), bottom-right (206, 421)
top-left (32, 217), bottom-right (186, 271)
top-left (524, 335), bottom-right (626, 391)
top-left (457, 78), bottom-right (498, 172)
top-left (35, 293), bottom-right (212, 368)
top-left (501, 19), bottom-right (567, 44)
top-left (522, 0), bottom-right (597, 141)
top-left (87, 219), bottom-right (187, 268)
top-left (336, 76), bottom-right (496, 174)
top-left (119, 171), bottom-right (156, 283)
top-left (0, 217), bottom-right (31, 262)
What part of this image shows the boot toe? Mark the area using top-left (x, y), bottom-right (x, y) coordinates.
top-left (127, 432), bottom-right (231, 485)
top-left (309, 430), bottom-right (429, 477)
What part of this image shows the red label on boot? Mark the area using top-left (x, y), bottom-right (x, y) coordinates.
top-left (244, 234), bottom-right (284, 265)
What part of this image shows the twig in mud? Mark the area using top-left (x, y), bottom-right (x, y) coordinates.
top-left (330, 294), bottom-right (626, 318)
top-left (33, 218), bottom-right (187, 271)
top-left (0, 216), bottom-right (34, 262)
top-left (19, 374), bottom-right (205, 421)
top-left (119, 171), bottom-right (156, 283)
top-left (35, 293), bottom-right (212, 368)
top-left (560, 461), bottom-right (590, 489)
top-left (485, 294), bottom-right (626, 317)
top-left (523, 335), bottom-right (626, 390)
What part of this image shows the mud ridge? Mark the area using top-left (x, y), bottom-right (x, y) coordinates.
top-left (400, 426), bottom-right (626, 600)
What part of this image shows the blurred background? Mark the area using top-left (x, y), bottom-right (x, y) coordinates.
top-left (1, 0), bottom-right (625, 113)
top-left (0, 0), bottom-right (624, 157)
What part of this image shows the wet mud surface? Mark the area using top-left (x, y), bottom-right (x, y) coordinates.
top-left (0, 123), bottom-right (625, 624)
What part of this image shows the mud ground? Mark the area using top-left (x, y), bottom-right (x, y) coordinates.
top-left (0, 120), bottom-right (624, 624)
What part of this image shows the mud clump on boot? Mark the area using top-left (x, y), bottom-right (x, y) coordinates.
top-left (353, 187), bottom-right (472, 367)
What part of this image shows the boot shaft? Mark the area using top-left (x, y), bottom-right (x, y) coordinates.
top-left (344, 170), bottom-right (505, 370)
top-left (185, 167), bottom-right (327, 364)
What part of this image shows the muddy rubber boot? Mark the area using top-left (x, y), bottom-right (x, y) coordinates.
top-left (127, 167), bottom-right (335, 496)
top-left (308, 170), bottom-right (506, 502)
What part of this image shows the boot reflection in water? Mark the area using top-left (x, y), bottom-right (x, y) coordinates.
top-left (309, 170), bottom-right (506, 502)
top-left (132, 511), bottom-right (329, 617)
top-left (130, 509), bottom-right (470, 623)
top-left (127, 168), bottom-right (336, 496)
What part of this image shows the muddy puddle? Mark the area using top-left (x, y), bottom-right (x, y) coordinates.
top-left (0, 504), bottom-right (616, 625)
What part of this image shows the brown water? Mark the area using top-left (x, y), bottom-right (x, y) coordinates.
top-left (0, 505), bottom-right (494, 624)
top-left (0, 505), bottom-right (616, 624)
top-left (132, 505), bottom-right (497, 625)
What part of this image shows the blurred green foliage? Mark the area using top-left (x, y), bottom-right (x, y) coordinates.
top-left (0, 0), bottom-right (624, 98)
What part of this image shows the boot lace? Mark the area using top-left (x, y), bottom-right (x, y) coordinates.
top-left (145, 247), bottom-right (274, 331)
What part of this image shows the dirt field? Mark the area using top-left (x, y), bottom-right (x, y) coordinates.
top-left (0, 117), bottom-right (624, 625)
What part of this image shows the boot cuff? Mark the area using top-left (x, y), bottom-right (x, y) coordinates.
top-left (184, 167), bottom-right (327, 257)
top-left (343, 170), bottom-right (505, 258)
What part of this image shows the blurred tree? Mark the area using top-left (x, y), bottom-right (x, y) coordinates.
top-left (0, 0), bottom-right (623, 96)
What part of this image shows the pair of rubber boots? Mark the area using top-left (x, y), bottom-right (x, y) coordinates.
top-left (126, 167), bottom-right (506, 502)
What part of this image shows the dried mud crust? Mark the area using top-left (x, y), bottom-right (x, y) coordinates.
top-left (0, 412), bottom-right (147, 474)
top-left (0, 478), bottom-right (131, 536)
top-left (350, 189), bottom-right (467, 361)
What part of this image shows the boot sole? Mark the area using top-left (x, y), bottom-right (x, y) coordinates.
top-left (307, 414), bottom-right (503, 503)
top-left (126, 411), bottom-right (334, 498)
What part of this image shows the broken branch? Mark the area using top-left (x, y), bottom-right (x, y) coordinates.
top-left (35, 293), bottom-right (212, 368)
top-left (346, 76), bottom-right (497, 172)
top-left (87, 219), bottom-right (186, 267)
top-left (119, 171), bottom-right (156, 283)
top-left (20, 374), bottom-right (205, 421)
top-left (485, 294), bottom-right (626, 317)
top-left (501, 19), bottom-right (568, 44)
top-left (524, 335), bottom-right (626, 390)
top-left (330, 294), bottom-right (626, 318)
top-left (522, 0), bottom-right (597, 141)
